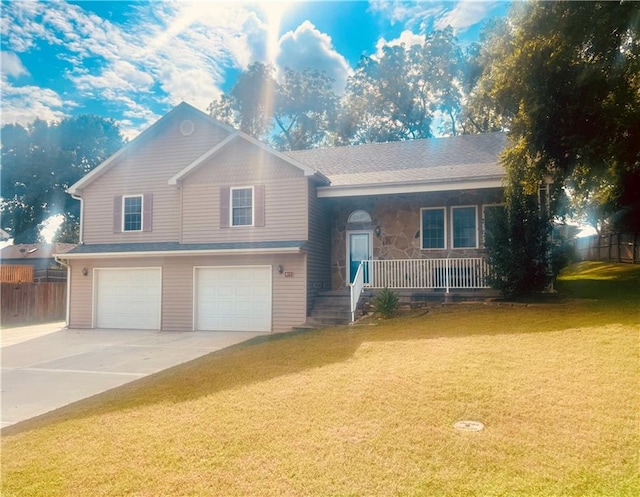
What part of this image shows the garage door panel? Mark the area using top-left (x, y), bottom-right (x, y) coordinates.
top-left (95, 268), bottom-right (161, 330)
top-left (196, 266), bottom-right (271, 332)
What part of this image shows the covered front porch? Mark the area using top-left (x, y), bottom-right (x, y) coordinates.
top-left (349, 257), bottom-right (493, 321)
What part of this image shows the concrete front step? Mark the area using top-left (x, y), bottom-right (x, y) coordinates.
top-left (305, 317), bottom-right (351, 327)
top-left (308, 294), bottom-right (352, 326)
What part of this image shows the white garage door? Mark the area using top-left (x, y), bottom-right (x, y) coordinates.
top-left (195, 266), bottom-right (271, 332)
top-left (94, 268), bottom-right (161, 330)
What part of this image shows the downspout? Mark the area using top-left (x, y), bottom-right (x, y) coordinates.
top-left (54, 255), bottom-right (71, 328)
top-left (71, 193), bottom-right (84, 244)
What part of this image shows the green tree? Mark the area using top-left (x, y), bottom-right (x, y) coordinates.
top-left (338, 29), bottom-right (467, 144)
top-left (273, 68), bottom-right (338, 150)
top-left (485, 141), bottom-right (552, 298)
top-left (472, 1), bottom-right (640, 231)
top-left (208, 62), bottom-right (277, 141)
top-left (209, 63), bottom-right (338, 150)
top-left (460, 18), bottom-right (513, 134)
top-left (340, 44), bottom-right (432, 144)
top-left (1, 115), bottom-right (125, 243)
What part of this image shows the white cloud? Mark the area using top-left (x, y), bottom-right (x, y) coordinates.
top-left (0, 83), bottom-right (76, 125)
top-left (275, 21), bottom-right (351, 92)
top-left (369, 0), bottom-right (504, 34)
top-left (0, 1), bottom-right (273, 134)
top-left (1, 51), bottom-right (29, 78)
top-left (368, 0), bottom-right (444, 31)
top-left (73, 60), bottom-right (155, 96)
top-left (375, 29), bottom-right (425, 58)
top-left (434, 1), bottom-right (503, 31)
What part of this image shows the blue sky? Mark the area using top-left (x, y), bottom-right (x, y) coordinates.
top-left (1, 1), bottom-right (510, 139)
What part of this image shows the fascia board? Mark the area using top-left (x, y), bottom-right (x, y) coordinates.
top-left (235, 131), bottom-right (330, 183)
top-left (168, 133), bottom-right (238, 185)
top-left (56, 247), bottom-right (303, 259)
top-left (317, 177), bottom-right (504, 198)
top-left (68, 102), bottom-right (235, 195)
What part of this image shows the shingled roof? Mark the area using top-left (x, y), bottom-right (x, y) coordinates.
top-left (286, 132), bottom-right (507, 192)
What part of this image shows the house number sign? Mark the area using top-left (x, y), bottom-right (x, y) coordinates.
top-left (284, 271), bottom-right (294, 277)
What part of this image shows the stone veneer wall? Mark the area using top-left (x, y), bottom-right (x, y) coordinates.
top-left (328, 189), bottom-right (502, 289)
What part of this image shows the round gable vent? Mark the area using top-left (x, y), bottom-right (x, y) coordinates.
top-left (180, 119), bottom-right (195, 136)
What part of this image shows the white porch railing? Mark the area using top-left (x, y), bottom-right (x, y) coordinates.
top-left (349, 258), bottom-right (491, 322)
top-left (350, 261), bottom-right (366, 322)
top-left (364, 257), bottom-right (491, 292)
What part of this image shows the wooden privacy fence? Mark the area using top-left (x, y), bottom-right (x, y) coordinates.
top-left (1, 264), bottom-right (34, 283)
top-left (576, 233), bottom-right (639, 264)
top-left (34, 268), bottom-right (67, 282)
top-left (1, 282), bottom-right (66, 326)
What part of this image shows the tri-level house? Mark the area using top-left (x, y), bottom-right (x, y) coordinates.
top-left (57, 102), bottom-right (507, 332)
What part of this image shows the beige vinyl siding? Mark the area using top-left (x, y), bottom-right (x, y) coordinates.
top-left (81, 115), bottom-right (231, 244)
top-left (181, 140), bottom-right (308, 243)
top-left (305, 181), bottom-right (331, 313)
top-left (68, 254), bottom-right (306, 333)
top-left (68, 261), bottom-right (94, 328)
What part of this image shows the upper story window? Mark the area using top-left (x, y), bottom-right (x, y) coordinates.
top-left (452, 206), bottom-right (478, 248)
top-left (421, 207), bottom-right (446, 249)
top-left (123, 195), bottom-right (143, 232)
top-left (113, 194), bottom-right (152, 234)
top-left (220, 185), bottom-right (264, 229)
top-left (231, 187), bottom-right (254, 226)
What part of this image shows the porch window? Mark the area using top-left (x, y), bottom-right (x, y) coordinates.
top-left (421, 208), bottom-right (446, 249)
top-left (231, 187), bottom-right (253, 226)
top-left (123, 195), bottom-right (143, 232)
top-left (452, 206), bottom-right (478, 248)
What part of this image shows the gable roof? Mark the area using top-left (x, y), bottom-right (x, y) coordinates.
top-left (286, 132), bottom-right (507, 196)
top-left (68, 102), bottom-right (236, 195)
top-left (168, 130), bottom-right (329, 185)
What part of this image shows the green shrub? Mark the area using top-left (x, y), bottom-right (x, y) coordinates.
top-left (484, 161), bottom-right (554, 298)
top-left (372, 287), bottom-right (399, 318)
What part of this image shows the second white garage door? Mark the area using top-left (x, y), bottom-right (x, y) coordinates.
top-left (94, 268), bottom-right (162, 330)
top-left (195, 266), bottom-right (272, 332)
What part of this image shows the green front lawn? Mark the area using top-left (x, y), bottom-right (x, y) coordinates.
top-left (2, 262), bottom-right (639, 496)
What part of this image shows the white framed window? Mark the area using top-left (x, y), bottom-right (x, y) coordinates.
top-left (451, 205), bottom-right (478, 248)
top-left (421, 207), bottom-right (446, 250)
top-left (230, 187), bottom-right (254, 227)
top-left (122, 195), bottom-right (143, 232)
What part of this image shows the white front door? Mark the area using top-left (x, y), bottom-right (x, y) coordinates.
top-left (195, 266), bottom-right (272, 332)
top-left (94, 268), bottom-right (162, 330)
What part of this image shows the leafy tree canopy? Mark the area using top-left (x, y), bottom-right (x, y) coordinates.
top-left (1, 115), bottom-right (125, 243)
top-left (338, 28), bottom-right (466, 144)
top-left (473, 1), bottom-right (640, 232)
top-left (209, 62), bottom-right (338, 150)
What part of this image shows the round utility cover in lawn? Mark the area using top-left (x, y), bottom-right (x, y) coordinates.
top-left (453, 420), bottom-right (485, 431)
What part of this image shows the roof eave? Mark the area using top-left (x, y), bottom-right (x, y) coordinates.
top-left (68, 102), bottom-right (234, 195)
top-left (169, 133), bottom-right (239, 185)
top-left (55, 246), bottom-right (304, 259)
top-left (317, 176), bottom-right (505, 198)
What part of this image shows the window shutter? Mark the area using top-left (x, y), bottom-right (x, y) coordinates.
top-left (143, 193), bottom-right (153, 232)
top-left (113, 195), bottom-right (122, 233)
top-left (254, 185), bottom-right (265, 227)
top-left (220, 187), bottom-right (230, 228)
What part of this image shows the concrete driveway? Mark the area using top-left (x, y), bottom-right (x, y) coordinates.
top-left (1, 323), bottom-right (265, 428)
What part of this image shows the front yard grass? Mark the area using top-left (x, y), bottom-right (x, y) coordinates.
top-left (2, 262), bottom-right (639, 496)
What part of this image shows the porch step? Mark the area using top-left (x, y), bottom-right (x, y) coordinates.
top-left (307, 292), bottom-right (353, 326)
